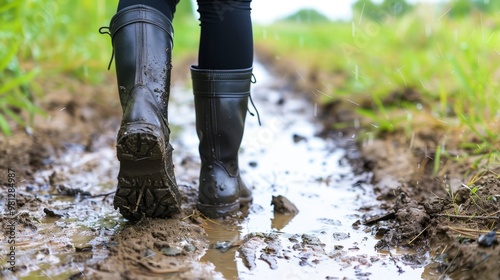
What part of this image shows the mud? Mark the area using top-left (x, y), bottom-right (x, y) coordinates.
top-left (1, 58), bottom-right (499, 280)
top-left (353, 130), bottom-right (500, 280)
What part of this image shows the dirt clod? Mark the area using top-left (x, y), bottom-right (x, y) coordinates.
top-left (43, 207), bottom-right (63, 218)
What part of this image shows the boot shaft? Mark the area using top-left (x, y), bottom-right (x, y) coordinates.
top-left (109, 5), bottom-right (173, 118)
top-left (191, 67), bottom-right (252, 176)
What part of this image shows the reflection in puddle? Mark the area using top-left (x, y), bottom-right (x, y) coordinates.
top-left (171, 62), bottom-right (427, 279)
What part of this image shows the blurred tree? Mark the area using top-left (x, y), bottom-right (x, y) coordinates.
top-left (380, 0), bottom-right (412, 16)
top-left (448, 0), bottom-right (474, 17)
top-left (353, 0), bottom-right (383, 21)
top-left (473, 0), bottom-right (500, 13)
top-left (353, 0), bottom-right (412, 21)
top-left (281, 9), bottom-right (330, 24)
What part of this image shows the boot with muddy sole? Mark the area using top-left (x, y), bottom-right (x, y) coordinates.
top-left (103, 5), bottom-right (181, 220)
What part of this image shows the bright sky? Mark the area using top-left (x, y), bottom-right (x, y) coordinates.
top-left (250, 0), bottom-right (446, 24)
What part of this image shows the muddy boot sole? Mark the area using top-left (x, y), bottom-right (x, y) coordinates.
top-left (114, 123), bottom-right (180, 221)
top-left (197, 201), bottom-right (239, 219)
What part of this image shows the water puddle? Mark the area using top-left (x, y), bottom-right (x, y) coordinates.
top-left (169, 62), bottom-right (427, 279)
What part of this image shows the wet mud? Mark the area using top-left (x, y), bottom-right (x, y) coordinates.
top-left (1, 60), bottom-right (499, 280)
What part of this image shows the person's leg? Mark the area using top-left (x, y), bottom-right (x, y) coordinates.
top-left (197, 0), bottom-right (253, 69)
top-left (192, 0), bottom-right (254, 218)
top-left (106, 0), bottom-right (181, 220)
top-left (117, 0), bottom-right (177, 19)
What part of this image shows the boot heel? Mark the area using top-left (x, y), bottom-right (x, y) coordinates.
top-left (197, 201), bottom-right (239, 218)
top-left (114, 123), bottom-right (180, 220)
top-left (116, 122), bottom-right (164, 161)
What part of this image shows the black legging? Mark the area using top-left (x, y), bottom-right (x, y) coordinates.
top-left (117, 0), bottom-right (253, 70)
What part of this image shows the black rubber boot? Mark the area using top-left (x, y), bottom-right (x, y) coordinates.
top-left (108, 5), bottom-right (181, 220)
top-left (191, 66), bottom-right (253, 218)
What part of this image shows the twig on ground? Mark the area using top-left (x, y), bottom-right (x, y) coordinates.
top-left (407, 224), bottom-right (431, 245)
top-left (436, 213), bottom-right (499, 220)
top-left (447, 226), bottom-right (499, 237)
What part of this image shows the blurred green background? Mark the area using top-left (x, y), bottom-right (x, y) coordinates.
top-left (1, 0), bottom-right (499, 168)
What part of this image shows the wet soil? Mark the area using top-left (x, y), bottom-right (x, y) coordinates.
top-left (357, 137), bottom-right (500, 280)
top-left (1, 59), bottom-right (500, 280)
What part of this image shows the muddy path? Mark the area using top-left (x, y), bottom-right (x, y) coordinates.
top-left (2, 60), bottom-right (495, 279)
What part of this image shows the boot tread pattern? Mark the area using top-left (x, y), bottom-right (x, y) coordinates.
top-left (114, 128), bottom-right (180, 221)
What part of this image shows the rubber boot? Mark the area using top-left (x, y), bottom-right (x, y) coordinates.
top-left (108, 5), bottom-right (181, 220)
top-left (191, 66), bottom-right (253, 218)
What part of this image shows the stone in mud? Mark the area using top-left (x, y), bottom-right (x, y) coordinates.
top-left (74, 243), bottom-right (92, 252)
top-left (161, 246), bottom-right (183, 256)
top-left (301, 234), bottom-right (325, 254)
top-left (332, 232), bottom-right (350, 241)
top-left (56, 184), bottom-right (91, 197)
top-left (43, 207), bottom-right (63, 218)
top-left (477, 231), bottom-right (498, 247)
top-left (301, 234), bottom-right (324, 246)
top-left (271, 195), bottom-right (299, 215)
top-left (289, 234), bottom-right (300, 243)
top-left (374, 226), bottom-right (390, 238)
top-left (292, 134), bottom-right (307, 143)
top-left (213, 241), bottom-right (233, 253)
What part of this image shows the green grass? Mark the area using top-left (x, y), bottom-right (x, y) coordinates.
top-left (254, 4), bottom-right (500, 170)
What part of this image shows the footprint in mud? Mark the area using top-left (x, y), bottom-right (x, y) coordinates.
top-left (239, 233), bottom-right (283, 270)
top-left (86, 218), bottom-right (214, 279)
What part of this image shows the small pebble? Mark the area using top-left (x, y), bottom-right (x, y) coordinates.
top-left (477, 231), bottom-right (498, 247)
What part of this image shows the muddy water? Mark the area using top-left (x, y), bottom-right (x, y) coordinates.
top-left (170, 63), bottom-right (426, 279)
top-left (2, 62), bottom-right (429, 279)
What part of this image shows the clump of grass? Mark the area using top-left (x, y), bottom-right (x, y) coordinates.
top-left (0, 0), bottom-right (42, 135)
